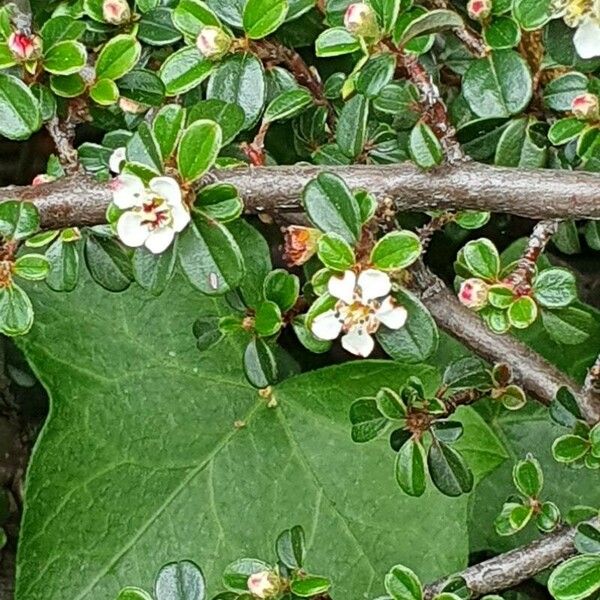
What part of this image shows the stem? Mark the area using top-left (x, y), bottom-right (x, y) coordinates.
top-left (424, 517), bottom-right (600, 599)
top-left (5, 163), bottom-right (600, 229)
top-left (44, 117), bottom-right (79, 175)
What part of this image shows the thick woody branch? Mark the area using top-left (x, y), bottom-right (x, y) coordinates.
top-left (7, 163), bottom-right (600, 230)
top-left (424, 517), bottom-right (600, 599)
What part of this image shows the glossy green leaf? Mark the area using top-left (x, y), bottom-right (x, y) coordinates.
top-left (178, 120), bottom-right (222, 183)
top-left (512, 455), bottom-right (543, 497)
top-left (0, 284), bottom-right (34, 336)
top-left (317, 232), bottom-right (355, 271)
top-left (396, 9), bottom-right (463, 45)
top-left (243, 0), bottom-right (288, 39)
top-left (533, 268), bottom-right (577, 309)
top-left (159, 47), bottom-right (215, 96)
top-left (0, 201), bottom-right (40, 240)
top-left (548, 555), bottom-right (600, 600)
top-left (336, 93), bottom-right (369, 159)
top-left (264, 88), bottom-right (312, 123)
top-left (315, 27), bottom-right (360, 57)
top-left (371, 231), bottom-right (422, 272)
top-left (409, 122), bottom-right (443, 169)
top-left (290, 576), bottom-right (330, 597)
top-left (96, 35), bottom-right (141, 81)
top-left (43, 40), bottom-right (86, 75)
top-left (395, 439), bottom-right (427, 497)
top-left (154, 560), bottom-right (205, 600)
top-left (0, 73), bottom-right (42, 141)
top-left (427, 440), bottom-right (474, 497)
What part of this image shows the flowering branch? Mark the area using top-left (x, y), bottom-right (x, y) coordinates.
top-left (424, 517), bottom-right (600, 599)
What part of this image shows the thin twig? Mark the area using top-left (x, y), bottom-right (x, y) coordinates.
top-left (44, 117), bottom-right (79, 175)
top-left (424, 517), bottom-right (600, 599)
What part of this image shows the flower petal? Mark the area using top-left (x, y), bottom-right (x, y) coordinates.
top-left (574, 18), bottom-right (600, 59)
top-left (144, 227), bottom-right (176, 254)
top-left (328, 270), bottom-right (356, 304)
top-left (109, 146), bottom-right (126, 174)
top-left (357, 269), bottom-right (392, 302)
top-left (149, 176), bottom-right (183, 207)
top-left (341, 328), bottom-right (375, 357)
top-left (117, 211), bottom-right (149, 247)
top-left (376, 297), bottom-right (408, 330)
top-left (170, 202), bottom-right (191, 233)
top-left (112, 174), bottom-right (145, 209)
top-left (311, 310), bottom-right (343, 340)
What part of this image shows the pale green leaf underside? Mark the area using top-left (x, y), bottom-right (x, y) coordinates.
top-left (14, 275), bottom-right (491, 600)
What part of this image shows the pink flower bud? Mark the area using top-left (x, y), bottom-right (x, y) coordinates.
top-left (8, 32), bottom-right (42, 61)
top-left (571, 93), bottom-right (600, 121)
top-left (467, 0), bottom-right (492, 21)
top-left (196, 26), bottom-right (232, 60)
top-left (32, 174), bottom-right (56, 186)
top-left (103, 0), bottom-right (131, 25)
top-left (343, 2), bottom-right (379, 38)
top-left (247, 571), bottom-right (279, 599)
top-left (282, 225), bottom-right (322, 266)
top-left (458, 278), bottom-right (489, 310)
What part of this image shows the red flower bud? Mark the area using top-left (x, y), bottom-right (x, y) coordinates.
top-left (571, 93), bottom-right (600, 121)
top-left (458, 278), bottom-right (489, 310)
top-left (8, 32), bottom-right (42, 61)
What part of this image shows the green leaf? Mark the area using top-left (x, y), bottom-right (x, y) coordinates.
top-left (153, 104), bottom-right (186, 161)
top-left (463, 50), bottom-right (532, 119)
top-left (337, 94), bottom-right (369, 159)
top-left (13, 254), bottom-right (49, 281)
top-left (509, 504), bottom-right (534, 531)
top-left (90, 79), bottom-right (120, 106)
top-left (0, 284), bottom-right (33, 336)
top-left (385, 564), bottom-right (423, 600)
top-left (40, 16), bottom-right (86, 51)
top-left (428, 440), bottom-right (474, 497)
top-left (443, 357), bottom-right (491, 391)
top-left (96, 35), bottom-right (141, 81)
top-left (207, 53), bottom-right (265, 130)
top-left (264, 270), bottom-right (299, 312)
top-left (254, 301), bottom-right (282, 337)
top-left (290, 576), bottom-right (330, 597)
top-left (462, 238), bottom-right (500, 280)
top-left (126, 122), bottom-right (163, 173)
top-left (264, 88), bottom-right (312, 123)
top-left (159, 47), bottom-right (215, 96)
top-left (118, 70), bottom-right (166, 107)
top-left (276, 525), bottom-right (305, 570)
top-left (50, 73), bottom-right (86, 98)
top-left (187, 100), bottom-right (245, 145)
top-left (177, 212), bottom-right (244, 295)
top-left (507, 296), bottom-right (538, 330)
top-left (396, 9), bottom-right (463, 45)
top-left (0, 73), bottom-right (42, 141)
top-left (548, 118), bottom-right (587, 146)
top-left (173, 0), bottom-right (221, 38)
top-left (512, 455), bottom-right (543, 497)
top-left (533, 268), bottom-right (577, 309)
top-left (244, 337), bottom-right (278, 387)
top-left (350, 397), bottom-right (388, 443)
top-left (409, 122), bottom-right (443, 169)
top-left (494, 118), bottom-right (547, 168)
top-left (484, 16), bottom-right (521, 49)
top-left (45, 237), bottom-right (80, 292)
top-left (178, 120), bottom-right (222, 184)
top-left (552, 435), bottom-right (590, 464)
top-left (243, 0), bottom-right (288, 39)
top-left (43, 40), bottom-right (86, 76)
top-left (195, 183), bottom-right (243, 223)
top-left (0, 201), bottom-right (40, 240)
top-left (395, 439), bottom-right (427, 497)
top-left (376, 387), bottom-right (407, 420)
top-left (84, 234), bottom-right (133, 292)
top-left (139, 8), bottom-right (182, 47)
top-left (155, 560), bottom-right (205, 600)
top-left (543, 72), bottom-right (589, 112)
top-left (575, 522), bottom-right (600, 554)
top-left (303, 172), bottom-right (362, 244)
top-left (513, 0), bottom-right (552, 30)
top-left (317, 232), bottom-right (355, 271)
top-left (550, 386), bottom-right (583, 428)
top-left (548, 555), bottom-right (600, 600)
top-left (356, 54), bottom-right (396, 99)
top-left (377, 288), bottom-right (439, 363)
top-left (537, 501), bottom-right (561, 533)
top-left (371, 231), bottom-right (422, 272)
top-left (117, 587), bottom-right (153, 600)
top-left (315, 27), bottom-right (360, 57)
top-left (133, 245), bottom-right (176, 297)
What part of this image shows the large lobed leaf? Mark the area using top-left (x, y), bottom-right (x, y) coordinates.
top-left (14, 272), bottom-right (500, 599)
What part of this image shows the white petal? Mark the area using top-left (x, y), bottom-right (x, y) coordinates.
top-left (311, 310), bottom-right (343, 340)
top-left (376, 297), bottom-right (408, 330)
top-left (112, 174), bottom-right (146, 209)
top-left (341, 328), bottom-right (375, 357)
top-left (357, 269), bottom-right (392, 302)
top-left (109, 147), bottom-right (126, 174)
top-left (144, 227), bottom-right (176, 254)
top-left (149, 176), bottom-right (183, 207)
top-left (170, 202), bottom-right (191, 233)
top-left (117, 211), bottom-right (149, 248)
top-left (328, 270), bottom-right (356, 304)
top-left (574, 19), bottom-right (600, 59)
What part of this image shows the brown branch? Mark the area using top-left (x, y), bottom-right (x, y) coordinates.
top-left (44, 117), bottom-right (79, 175)
top-left (4, 163), bottom-right (600, 230)
top-left (424, 517), bottom-right (600, 599)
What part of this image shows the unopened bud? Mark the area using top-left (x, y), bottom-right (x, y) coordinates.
top-left (196, 26), bottom-right (232, 60)
top-left (103, 0), bottom-right (131, 25)
top-left (467, 0), bottom-right (492, 21)
top-left (247, 571), bottom-right (280, 599)
top-left (8, 32), bottom-right (42, 61)
top-left (32, 174), bottom-right (56, 186)
top-left (571, 93), bottom-right (600, 121)
top-left (282, 225), bottom-right (321, 266)
top-left (343, 2), bottom-right (379, 39)
top-left (458, 278), bottom-right (489, 310)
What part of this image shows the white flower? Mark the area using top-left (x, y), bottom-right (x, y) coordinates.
top-left (247, 570), bottom-right (279, 599)
top-left (311, 269), bottom-right (408, 357)
top-left (109, 147), bottom-right (126, 174)
top-left (555, 0), bottom-right (600, 58)
top-left (112, 175), bottom-right (190, 254)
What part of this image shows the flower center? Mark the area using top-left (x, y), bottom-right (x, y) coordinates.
top-left (140, 196), bottom-right (172, 230)
top-left (555, 0), bottom-right (595, 25)
top-left (335, 299), bottom-right (379, 334)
